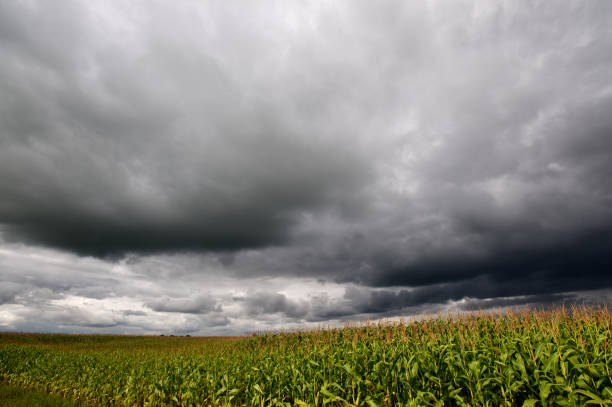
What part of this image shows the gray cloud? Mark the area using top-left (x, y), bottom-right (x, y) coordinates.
top-left (122, 310), bottom-right (147, 316)
top-left (1, 1), bottom-right (611, 333)
top-left (239, 292), bottom-right (309, 319)
top-left (0, 282), bottom-right (20, 305)
top-left (147, 295), bottom-right (221, 314)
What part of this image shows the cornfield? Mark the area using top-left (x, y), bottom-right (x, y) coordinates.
top-left (0, 305), bottom-right (610, 406)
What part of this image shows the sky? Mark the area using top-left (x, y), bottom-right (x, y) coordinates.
top-left (1, 0), bottom-right (611, 335)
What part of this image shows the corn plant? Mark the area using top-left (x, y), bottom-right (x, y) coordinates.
top-left (0, 305), bottom-right (610, 406)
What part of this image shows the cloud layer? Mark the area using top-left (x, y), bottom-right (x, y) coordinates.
top-left (1, 0), bottom-right (611, 334)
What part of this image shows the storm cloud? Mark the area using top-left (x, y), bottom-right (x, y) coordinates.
top-left (1, 0), bottom-right (611, 334)
top-left (0, 1), bottom-right (370, 256)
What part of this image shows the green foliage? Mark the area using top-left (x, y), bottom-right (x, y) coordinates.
top-left (0, 306), bottom-right (610, 406)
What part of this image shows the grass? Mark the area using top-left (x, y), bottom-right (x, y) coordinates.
top-left (0, 305), bottom-right (610, 406)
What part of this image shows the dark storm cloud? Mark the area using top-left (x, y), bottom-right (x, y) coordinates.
top-left (222, 0), bottom-right (612, 308)
top-left (1, 0), bottom-right (612, 332)
top-left (456, 294), bottom-right (578, 312)
top-left (0, 1), bottom-right (370, 257)
top-left (363, 228), bottom-right (612, 288)
top-left (341, 274), bottom-right (597, 317)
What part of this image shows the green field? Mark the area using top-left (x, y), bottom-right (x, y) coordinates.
top-left (0, 383), bottom-right (79, 407)
top-left (0, 306), bottom-right (610, 406)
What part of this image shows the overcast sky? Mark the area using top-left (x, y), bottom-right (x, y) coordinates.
top-left (1, 0), bottom-right (611, 335)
